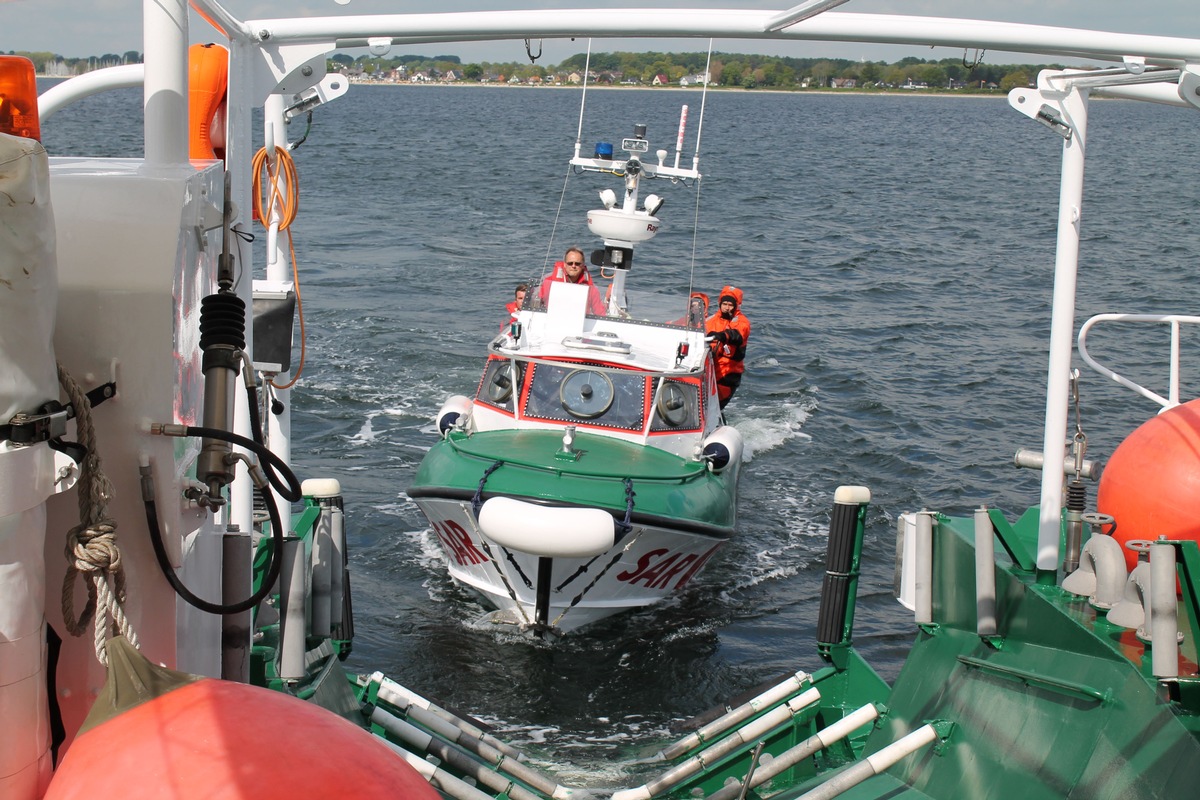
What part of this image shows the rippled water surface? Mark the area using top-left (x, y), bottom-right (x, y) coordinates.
top-left (41, 81), bottom-right (1200, 785)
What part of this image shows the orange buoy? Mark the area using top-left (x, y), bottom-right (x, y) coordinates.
top-left (45, 640), bottom-right (438, 799)
top-left (189, 43), bottom-right (228, 161)
top-left (1096, 398), bottom-right (1200, 573)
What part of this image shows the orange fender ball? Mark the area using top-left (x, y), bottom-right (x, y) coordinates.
top-left (1097, 398), bottom-right (1200, 574)
top-left (45, 678), bottom-right (439, 799)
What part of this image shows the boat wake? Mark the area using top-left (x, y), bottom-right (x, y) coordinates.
top-left (728, 395), bottom-right (815, 462)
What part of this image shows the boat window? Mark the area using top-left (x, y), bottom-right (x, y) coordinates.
top-left (651, 379), bottom-right (701, 431)
top-left (523, 363), bottom-right (646, 431)
top-left (476, 358), bottom-right (524, 412)
top-left (560, 369), bottom-right (614, 418)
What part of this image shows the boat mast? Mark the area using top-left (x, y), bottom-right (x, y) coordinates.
top-left (1033, 84), bottom-right (1089, 582)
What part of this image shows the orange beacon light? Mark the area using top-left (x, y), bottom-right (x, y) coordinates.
top-left (0, 56), bottom-right (40, 141)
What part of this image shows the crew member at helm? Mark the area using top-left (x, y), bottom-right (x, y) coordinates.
top-left (706, 285), bottom-right (751, 409)
top-left (538, 247), bottom-right (606, 315)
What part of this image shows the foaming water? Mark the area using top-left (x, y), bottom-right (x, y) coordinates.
top-left (40, 81), bottom-right (1200, 782)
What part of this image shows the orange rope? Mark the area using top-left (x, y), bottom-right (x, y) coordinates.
top-left (251, 145), bottom-right (299, 229)
top-left (251, 146), bottom-right (306, 389)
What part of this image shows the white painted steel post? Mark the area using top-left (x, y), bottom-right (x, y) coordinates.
top-left (310, 504), bottom-right (332, 638)
top-left (653, 670), bottom-right (811, 762)
top-left (330, 501), bottom-right (345, 628)
top-left (613, 689), bottom-right (823, 800)
top-left (1151, 542), bottom-right (1179, 678)
top-left (974, 507), bottom-right (997, 636)
top-left (278, 535), bottom-right (307, 681)
top-left (221, 528), bottom-right (252, 680)
top-left (264, 95), bottom-right (293, 537)
top-left (797, 724), bottom-right (938, 800)
top-left (142, 0), bottom-right (188, 166)
top-left (704, 703), bottom-right (880, 800)
top-left (1035, 84), bottom-right (1090, 577)
top-left (223, 39), bottom-right (256, 538)
top-left (914, 511), bottom-right (934, 625)
top-left (373, 674), bottom-right (526, 761)
top-left (1169, 319), bottom-right (1182, 405)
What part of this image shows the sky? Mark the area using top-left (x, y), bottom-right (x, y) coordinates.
top-left (4, 1), bottom-right (1197, 65)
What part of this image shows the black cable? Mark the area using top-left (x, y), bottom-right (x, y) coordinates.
top-left (144, 373), bottom-right (303, 613)
top-left (247, 381), bottom-right (265, 445)
top-left (144, 483), bottom-right (284, 615)
top-left (184, 424), bottom-right (303, 502)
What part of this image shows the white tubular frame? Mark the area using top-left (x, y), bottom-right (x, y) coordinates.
top-left (1078, 313), bottom-right (1200, 410)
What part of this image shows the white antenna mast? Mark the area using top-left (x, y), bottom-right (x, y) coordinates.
top-left (692, 40), bottom-right (714, 172)
top-left (573, 40), bottom-right (593, 161)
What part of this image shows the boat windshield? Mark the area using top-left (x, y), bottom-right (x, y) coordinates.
top-left (524, 362), bottom-right (647, 431)
top-left (526, 286), bottom-right (708, 329)
top-left (617, 288), bottom-right (709, 329)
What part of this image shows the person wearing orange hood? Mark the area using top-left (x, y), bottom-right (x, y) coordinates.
top-left (706, 285), bottom-right (751, 409)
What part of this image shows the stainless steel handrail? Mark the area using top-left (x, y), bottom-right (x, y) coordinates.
top-left (1077, 313), bottom-right (1200, 409)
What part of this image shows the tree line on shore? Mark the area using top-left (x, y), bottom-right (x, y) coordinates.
top-left (18, 48), bottom-right (1062, 91)
top-left (332, 50), bottom-right (1057, 91)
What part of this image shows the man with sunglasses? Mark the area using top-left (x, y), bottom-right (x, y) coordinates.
top-left (537, 247), bottom-right (606, 315)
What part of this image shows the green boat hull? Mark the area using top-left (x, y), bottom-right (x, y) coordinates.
top-left (408, 428), bottom-right (739, 632)
top-left (410, 428), bottom-right (738, 533)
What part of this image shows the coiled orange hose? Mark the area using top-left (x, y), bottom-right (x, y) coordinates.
top-left (252, 146), bottom-right (305, 388)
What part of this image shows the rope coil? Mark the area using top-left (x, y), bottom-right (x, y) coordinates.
top-left (57, 364), bottom-right (139, 664)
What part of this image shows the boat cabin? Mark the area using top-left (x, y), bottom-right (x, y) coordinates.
top-left (471, 284), bottom-right (721, 459)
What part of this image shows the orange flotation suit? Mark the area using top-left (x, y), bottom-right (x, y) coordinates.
top-left (706, 285), bottom-right (751, 408)
top-left (538, 261), bottom-right (606, 315)
top-left (189, 43), bottom-right (228, 161)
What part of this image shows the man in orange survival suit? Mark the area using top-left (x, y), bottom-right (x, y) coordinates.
top-left (537, 247), bottom-right (606, 315)
top-left (706, 285), bottom-right (751, 409)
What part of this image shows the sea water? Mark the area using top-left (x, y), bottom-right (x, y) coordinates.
top-left (39, 81), bottom-right (1200, 786)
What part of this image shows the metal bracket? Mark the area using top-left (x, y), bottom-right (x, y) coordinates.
top-left (284, 72), bottom-right (350, 121)
top-left (0, 379), bottom-right (117, 456)
top-left (252, 42), bottom-right (332, 106)
top-left (928, 720), bottom-right (957, 755)
top-left (1180, 65), bottom-right (1200, 111)
top-left (2, 402), bottom-right (70, 446)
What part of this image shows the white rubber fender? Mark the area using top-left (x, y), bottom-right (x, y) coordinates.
top-left (478, 497), bottom-right (616, 558)
top-left (436, 395), bottom-right (473, 434)
top-left (702, 425), bottom-right (743, 472)
top-left (300, 477), bottom-right (343, 499)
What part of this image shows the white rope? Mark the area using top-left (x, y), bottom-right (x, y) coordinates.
top-left (58, 363), bottom-right (139, 664)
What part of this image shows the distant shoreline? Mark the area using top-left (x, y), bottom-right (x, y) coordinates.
top-left (345, 80), bottom-right (1009, 98)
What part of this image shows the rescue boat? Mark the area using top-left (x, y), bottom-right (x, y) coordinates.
top-left (409, 119), bottom-right (744, 636)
